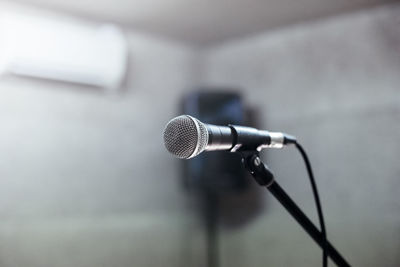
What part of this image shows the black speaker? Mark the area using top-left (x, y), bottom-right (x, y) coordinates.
top-left (181, 90), bottom-right (247, 193)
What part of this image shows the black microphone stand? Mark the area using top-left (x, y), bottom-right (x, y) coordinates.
top-left (240, 151), bottom-right (351, 267)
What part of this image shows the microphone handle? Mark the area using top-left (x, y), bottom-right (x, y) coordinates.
top-left (205, 124), bottom-right (234, 151)
top-left (205, 124), bottom-right (272, 152)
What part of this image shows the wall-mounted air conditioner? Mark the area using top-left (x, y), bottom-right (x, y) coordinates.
top-left (0, 13), bottom-right (128, 89)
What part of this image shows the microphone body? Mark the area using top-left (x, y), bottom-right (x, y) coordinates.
top-left (205, 123), bottom-right (291, 152)
top-left (163, 115), bottom-right (296, 159)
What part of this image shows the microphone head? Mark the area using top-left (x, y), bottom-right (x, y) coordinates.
top-left (163, 115), bottom-right (209, 159)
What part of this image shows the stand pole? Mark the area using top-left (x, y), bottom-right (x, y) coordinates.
top-left (268, 182), bottom-right (350, 266)
top-left (205, 191), bottom-right (219, 267)
top-left (242, 153), bottom-right (351, 267)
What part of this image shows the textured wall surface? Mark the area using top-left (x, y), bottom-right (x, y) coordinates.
top-left (0, 2), bottom-right (399, 267)
top-left (0, 12), bottom-right (206, 265)
top-left (201, 4), bottom-right (400, 267)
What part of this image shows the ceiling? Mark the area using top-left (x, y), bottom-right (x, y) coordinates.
top-left (10, 0), bottom-right (396, 46)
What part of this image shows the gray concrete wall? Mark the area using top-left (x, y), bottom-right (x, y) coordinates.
top-left (0, 8), bottom-right (206, 265)
top-left (201, 4), bottom-right (400, 267)
top-left (0, 2), bottom-right (399, 267)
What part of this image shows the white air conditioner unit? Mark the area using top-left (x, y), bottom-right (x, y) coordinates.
top-left (0, 13), bottom-right (128, 89)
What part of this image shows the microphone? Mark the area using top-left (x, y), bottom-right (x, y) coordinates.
top-left (163, 115), bottom-right (296, 159)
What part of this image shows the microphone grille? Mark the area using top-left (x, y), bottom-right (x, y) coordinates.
top-left (163, 115), bottom-right (208, 159)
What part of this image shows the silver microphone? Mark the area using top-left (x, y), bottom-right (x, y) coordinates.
top-left (163, 115), bottom-right (296, 159)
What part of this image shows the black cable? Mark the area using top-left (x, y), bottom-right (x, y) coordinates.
top-left (295, 142), bottom-right (328, 267)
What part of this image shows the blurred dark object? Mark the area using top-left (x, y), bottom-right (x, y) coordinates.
top-left (181, 90), bottom-right (247, 193)
top-left (181, 90), bottom-right (248, 267)
top-left (180, 90), bottom-right (266, 267)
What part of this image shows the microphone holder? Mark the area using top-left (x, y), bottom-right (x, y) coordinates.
top-left (239, 151), bottom-right (350, 267)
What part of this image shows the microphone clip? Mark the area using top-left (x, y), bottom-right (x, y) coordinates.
top-left (240, 151), bottom-right (274, 187)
